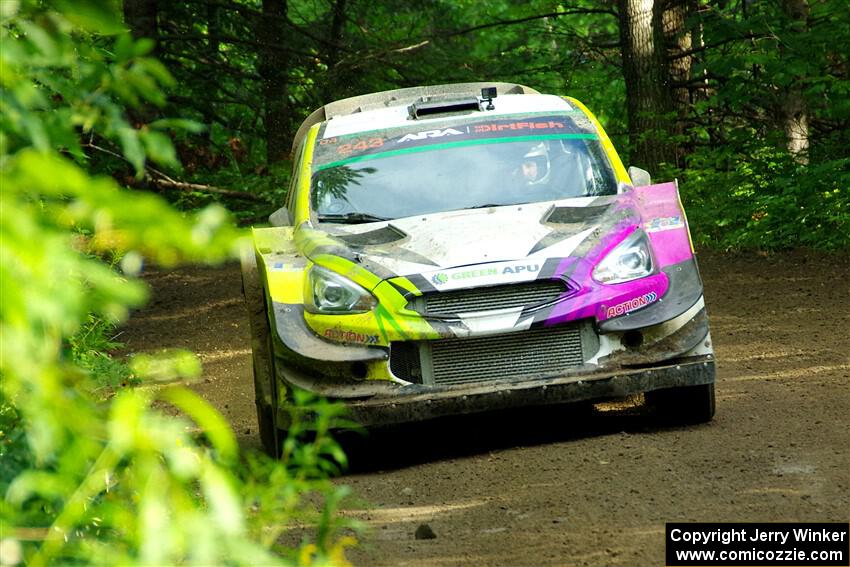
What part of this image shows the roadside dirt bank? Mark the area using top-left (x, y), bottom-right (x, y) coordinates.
top-left (122, 249), bottom-right (850, 566)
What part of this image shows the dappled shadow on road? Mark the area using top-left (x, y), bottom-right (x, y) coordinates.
top-left (337, 396), bottom-right (691, 474)
top-left (121, 253), bottom-right (850, 567)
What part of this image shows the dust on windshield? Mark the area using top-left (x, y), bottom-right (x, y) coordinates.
top-left (311, 114), bottom-right (618, 222)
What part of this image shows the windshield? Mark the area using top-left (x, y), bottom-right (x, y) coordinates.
top-left (311, 114), bottom-right (618, 222)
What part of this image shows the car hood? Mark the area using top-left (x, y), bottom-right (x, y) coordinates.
top-left (309, 195), bottom-right (636, 283)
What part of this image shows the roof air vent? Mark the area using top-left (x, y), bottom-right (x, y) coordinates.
top-left (407, 96), bottom-right (481, 119)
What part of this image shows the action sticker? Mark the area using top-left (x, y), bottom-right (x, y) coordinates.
top-left (605, 291), bottom-right (658, 318)
top-left (323, 327), bottom-right (380, 345)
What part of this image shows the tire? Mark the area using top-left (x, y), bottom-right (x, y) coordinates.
top-left (254, 361), bottom-right (280, 457)
top-left (240, 246), bottom-right (282, 457)
top-left (646, 382), bottom-right (715, 425)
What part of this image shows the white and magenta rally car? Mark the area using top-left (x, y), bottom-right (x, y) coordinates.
top-left (241, 83), bottom-right (715, 454)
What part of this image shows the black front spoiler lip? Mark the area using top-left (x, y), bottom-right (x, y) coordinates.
top-left (279, 356), bottom-right (715, 427)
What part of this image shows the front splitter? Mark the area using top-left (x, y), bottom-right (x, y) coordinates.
top-left (326, 357), bottom-right (715, 426)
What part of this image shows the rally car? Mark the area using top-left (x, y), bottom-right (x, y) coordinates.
top-left (241, 82), bottom-right (715, 455)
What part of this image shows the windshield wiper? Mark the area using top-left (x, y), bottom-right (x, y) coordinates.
top-left (464, 203), bottom-right (515, 210)
top-left (318, 212), bottom-right (393, 224)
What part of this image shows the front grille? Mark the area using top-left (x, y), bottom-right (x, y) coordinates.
top-left (388, 324), bottom-right (587, 386)
top-left (411, 281), bottom-right (567, 316)
top-left (429, 325), bottom-right (584, 385)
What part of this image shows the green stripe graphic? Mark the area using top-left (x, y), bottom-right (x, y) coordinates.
top-left (322, 110), bottom-right (586, 142)
top-left (315, 133), bottom-right (598, 171)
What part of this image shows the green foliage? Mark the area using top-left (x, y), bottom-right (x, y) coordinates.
top-left (683, 142), bottom-right (850, 250)
top-left (673, 0), bottom-right (850, 250)
top-left (131, 0), bottom-right (850, 249)
top-left (152, 0), bottom-right (623, 215)
top-left (239, 392), bottom-right (362, 565)
top-left (1, 2), bottom-right (179, 171)
top-left (69, 312), bottom-right (137, 392)
top-left (1, 2), bottom-right (357, 565)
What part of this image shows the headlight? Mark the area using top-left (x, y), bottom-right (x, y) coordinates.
top-left (304, 265), bottom-right (376, 314)
top-left (592, 229), bottom-right (653, 284)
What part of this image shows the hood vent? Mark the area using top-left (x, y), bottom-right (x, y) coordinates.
top-left (335, 224), bottom-right (407, 247)
top-left (545, 205), bottom-right (610, 225)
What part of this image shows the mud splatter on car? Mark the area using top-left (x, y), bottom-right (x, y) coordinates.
top-left (241, 83), bottom-right (714, 454)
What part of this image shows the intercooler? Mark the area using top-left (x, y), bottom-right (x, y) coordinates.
top-left (390, 323), bottom-right (596, 386)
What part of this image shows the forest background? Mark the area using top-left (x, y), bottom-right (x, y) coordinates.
top-left (126, 0), bottom-right (849, 249)
top-left (1, 0), bottom-right (848, 565)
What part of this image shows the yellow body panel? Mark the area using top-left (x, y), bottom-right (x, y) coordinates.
top-left (267, 270), bottom-right (304, 305)
top-left (303, 310), bottom-right (441, 347)
top-left (565, 96), bottom-right (631, 184)
top-left (252, 227), bottom-right (304, 304)
top-left (252, 226), bottom-right (295, 254)
top-left (303, 277), bottom-right (442, 346)
top-left (386, 276), bottom-right (424, 297)
top-left (294, 125), bottom-right (320, 225)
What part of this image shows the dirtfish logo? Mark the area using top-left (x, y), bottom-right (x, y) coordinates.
top-left (398, 128), bottom-right (464, 143)
top-left (606, 291), bottom-right (658, 318)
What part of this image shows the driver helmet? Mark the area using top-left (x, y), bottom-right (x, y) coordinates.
top-left (521, 142), bottom-right (551, 185)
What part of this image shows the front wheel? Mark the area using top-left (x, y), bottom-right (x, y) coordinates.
top-left (241, 245), bottom-right (283, 457)
top-left (645, 383), bottom-right (715, 425)
top-left (253, 357), bottom-right (281, 457)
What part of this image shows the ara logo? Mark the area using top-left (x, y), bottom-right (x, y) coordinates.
top-left (431, 273), bottom-right (449, 286)
top-left (398, 128), bottom-right (464, 143)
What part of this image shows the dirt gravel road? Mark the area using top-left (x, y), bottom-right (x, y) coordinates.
top-left (123, 250), bottom-right (850, 566)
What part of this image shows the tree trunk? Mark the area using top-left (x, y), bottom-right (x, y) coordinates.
top-left (618, 0), bottom-right (677, 172)
top-left (326, 0), bottom-right (347, 70)
top-left (207, 3), bottom-right (220, 58)
top-left (663, 0), bottom-right (692, 112)
top-left (259, 0), bottom-right (290, 164)
top-left (690, 3), bottom-right (715, 143)
top-left (661, 0), bottom-right (693, 162)
top-left (123, 0), bottom-right (159, 127)
top-left (123, 0), bottom-right (158, 42)
top-left (780, 0), bottom-right (810, 164)
top-left (321, 0), bottom-right (349, 101)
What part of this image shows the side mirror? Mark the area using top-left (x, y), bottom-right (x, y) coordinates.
top-left (628, 166), bottom-right (651, 187)
top-left (268, 207), bottom-right (291, 227)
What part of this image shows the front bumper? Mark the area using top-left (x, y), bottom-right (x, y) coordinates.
top-left (277, 355), bottom-right (715, 427)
